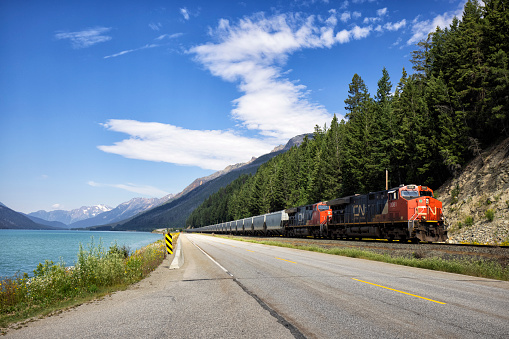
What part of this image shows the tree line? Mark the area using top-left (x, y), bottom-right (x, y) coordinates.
top-left (186, 0), bottom-right (508, 227)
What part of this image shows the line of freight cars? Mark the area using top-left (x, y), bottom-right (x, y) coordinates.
top-left (189, 184), bottom-right (448, 242)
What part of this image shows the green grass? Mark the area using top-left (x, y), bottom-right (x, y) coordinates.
top-left (0, 236), bottom-right (169, 330)
top-left (218, 236), bottom-right (509, 281)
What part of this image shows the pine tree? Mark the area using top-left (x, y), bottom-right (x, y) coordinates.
top-left (343, 73), bottom-right (377, 194)
top-left (482, 0), bottom-right (509, 137)
top-left (375, 67), bottom-right (395, 189)
top-left (321, 114), bottom-right (344, 200)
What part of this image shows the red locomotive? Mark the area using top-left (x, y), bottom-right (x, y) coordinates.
top-left (325, 184), bottom-right (446, 242)
top-left (191, 184), bottom-right (447, 243)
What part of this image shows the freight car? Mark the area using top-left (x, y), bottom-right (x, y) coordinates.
top-left (190, 184), bottom-right (447, 243)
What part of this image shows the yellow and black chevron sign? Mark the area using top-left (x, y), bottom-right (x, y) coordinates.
top-left (165, 233), bottom-right (173, 254)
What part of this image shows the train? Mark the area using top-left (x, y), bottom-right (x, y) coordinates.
top-left (189, 184), bottom-right (448, 243)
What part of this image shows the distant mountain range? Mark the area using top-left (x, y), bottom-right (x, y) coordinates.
top-left (69, 195), bottom-right (174, 228)
top-left (28, 205), bottom-right (113, 226)
top-left (1, 134), bottom-right (310, 231)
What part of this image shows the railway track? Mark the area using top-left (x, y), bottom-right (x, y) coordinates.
top-left (221, 235), bottom-right (509, 268)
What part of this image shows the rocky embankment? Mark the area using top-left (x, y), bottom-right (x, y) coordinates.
top-left (436, 137), bottom-right (509, 245)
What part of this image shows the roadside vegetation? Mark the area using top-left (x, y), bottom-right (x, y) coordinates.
top-left (0, 236), bottom-right (171, 331)
top-left (217, 235), bottom-right (509, 281)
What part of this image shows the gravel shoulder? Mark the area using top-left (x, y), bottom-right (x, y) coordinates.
top-left (223, 235), bottom-right (509, 268)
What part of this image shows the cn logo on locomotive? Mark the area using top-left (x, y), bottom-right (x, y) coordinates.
top-left (353, 204), bottom-right (366, 217)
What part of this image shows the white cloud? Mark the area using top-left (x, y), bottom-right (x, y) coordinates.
top-left (189, 13), bottom-right (371, 140)
top-left (51, 204), bottom-right (62, 210)
top-left (376, 8), bottom-right (388, 17)
top-left (155, 33), bottom-right (184, 40)
top-left (340, 11), bottom-right (351, 23)
top-left (99, 13), bottom-right (389, 169)
top-left (384, 19), bottom-right (406, 32)
top-left (407, 2), bottom-right (465, 45)
top-left (149, 23), bottom-right (162, 31)
top-left (55, 27), bottom-right (112, 49)
top-left (88, 180), bottom-right (169, 197)
top-left (352, 11), bottom-right (362, 19)
top-left (104, 43), bottom-right (159, 59)
top-left (180, 7), bottom-right (190, 20)
top-left (98, 120), bottom-right (275, 171)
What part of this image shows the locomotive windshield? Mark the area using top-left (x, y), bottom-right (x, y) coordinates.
top-left (401, 190), bottom-right (419, 199)
top-left (318, 205), bottom-right (330, 211)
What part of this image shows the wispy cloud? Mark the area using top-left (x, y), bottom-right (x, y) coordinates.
top-left (55, 27), bottom-right (112, 49)
top-left (149, 22), bottom-right (162, 31)
top-left (180, 7), bottom-right (190, 20)
top-left (383, 19), bottom-right (407, 32)
top-left (100, 11), bottom-right (406, 169)
top-left (189, 13), bottom-right (363, 140)
top-left (407, 2), bottom-right (466, 45)
top-left (340, 11), bottom-right (351, 23)
top-left (376, 8), bottom-right (388, 17)
top-left (88, 180), bottom-right (169, 197)
top-left (104, 43), bottom-right (159, 59)
top-left (98, 119), bottom-right (275, 171)
top-left (363, 7), bottom-right (388, 24)
top-left (155, 33), bottom-right (184, 41)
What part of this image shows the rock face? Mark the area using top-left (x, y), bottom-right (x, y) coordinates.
top-left (436, 137), bottom-right (509, 245)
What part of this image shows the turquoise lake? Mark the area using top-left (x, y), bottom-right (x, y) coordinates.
top-left (0, 229), bottom-right (163, 278)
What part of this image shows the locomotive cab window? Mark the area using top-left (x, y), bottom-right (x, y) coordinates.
top-left (420, 191), bottom-right (433, 197)
top-left (388, 190), bottom-right (398, 200)
top-left (318, 205), bottom-right (330, 211)
top-left (401, 190), bottom-right (419, 199)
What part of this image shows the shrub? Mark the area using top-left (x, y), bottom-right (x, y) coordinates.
top-left (451, 184), bottom-right (460, 204)
top-left (108, 242), bottom-right (131, 259)
top-left (464, 216), bottom-right (474, 226)
top-left (485, 209), bottom-right (495, 222)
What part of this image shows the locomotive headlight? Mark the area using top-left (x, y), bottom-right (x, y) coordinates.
top-left (426, 198), bottom-right (429, 204)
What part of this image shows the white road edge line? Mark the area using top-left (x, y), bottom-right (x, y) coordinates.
top-left (188, 236), bottom-right (234, 277)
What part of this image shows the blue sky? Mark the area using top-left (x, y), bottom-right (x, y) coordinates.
top-left (0, 0), bottom-right (467, 214)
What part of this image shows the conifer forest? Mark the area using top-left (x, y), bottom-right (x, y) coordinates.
top-left (187, 0), bottom-right (508, 227)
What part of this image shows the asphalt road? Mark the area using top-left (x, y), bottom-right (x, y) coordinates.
top-left (186, 234), bottom-right (509, 339)
top-left (5, 234), bottom-right (509, 338)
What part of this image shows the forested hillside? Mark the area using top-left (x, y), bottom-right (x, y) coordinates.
top-left (187, 0), bottom-right (508, 227)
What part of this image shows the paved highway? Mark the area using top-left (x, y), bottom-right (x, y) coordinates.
top-left (5, 234), bottom-right (509, 338)
top-left (186, 234), bottom-right (509, 338)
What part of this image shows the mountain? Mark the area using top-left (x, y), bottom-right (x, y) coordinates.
top-left (69, 195), bottom-right (174, 228)
top-left (0, 204), bottom-right (56, 230)
top-left (90, 134), bottom-right (311, 231)
top-left (25, 214), bottom-right (68, 229)
top-left (29, 205), bottom-right (112, 225)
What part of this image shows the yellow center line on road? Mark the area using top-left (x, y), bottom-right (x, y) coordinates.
top-left (245, 250), bottom-right (255, 252)
top-left (275, 257), bottom-right (297, 264)
top-left (352, 278), bottom-right (447, 304)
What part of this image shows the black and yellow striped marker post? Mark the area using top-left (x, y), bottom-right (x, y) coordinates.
top-left (165, 233), bottom-right (173, 255)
